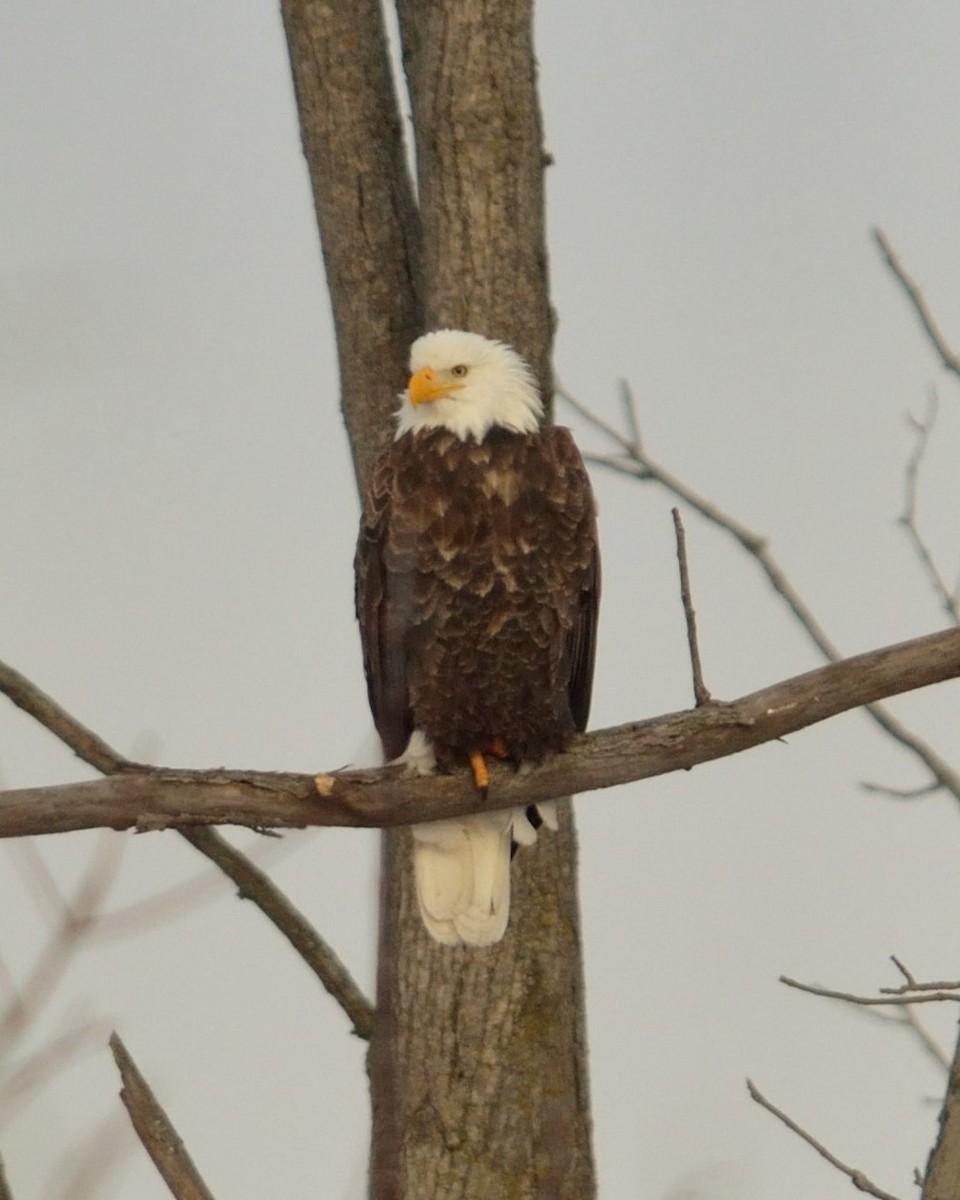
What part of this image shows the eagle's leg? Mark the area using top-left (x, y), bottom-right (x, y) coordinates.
top-left (468, 750), bottom-right (490, 797)
top-left (467, 739), bottom-right (510, 797)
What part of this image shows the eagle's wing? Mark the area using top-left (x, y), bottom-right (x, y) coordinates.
top-left (567, 534), bottom-right (600, 733)
top-left (354, 449), bottom-right (414, 762)
top-left (549, 427), bottom-right (601, 734)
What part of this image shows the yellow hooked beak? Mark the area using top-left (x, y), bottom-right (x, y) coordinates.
top-left (407, 366), bottom-right (466, 406)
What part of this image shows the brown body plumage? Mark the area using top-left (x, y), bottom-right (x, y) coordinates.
top-left (356, 425), bottom-right (599, 770)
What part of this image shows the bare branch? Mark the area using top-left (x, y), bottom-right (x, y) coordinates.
top-left (780, 975), bottom-right (960, 1007)
top-left (894, 1006), bottom-right (951, 1074)
top-left (890, 955), bottom-right (919, 987)
top-left (899, 391), bottom-right (960, 624)
top-left (747, 1079), bottom-right (905, 1200)
top-left (881, 958), bottom-right (960, 995)
top-left (179, 828), bottom-right (374, 1039)
top-left (0, 660), bottom-right (374, 1036)
top-left (873, 228), bottom-right (960, 382)
top-left (560, 391), bottom-right (960, 806)
top-left (782, 956), bottom-right (951, 1072)
top-left (619, 378), bottom-right (643, 453)
top-left (4, 627), bottom-right (960, 838)
top-left (860, 779), bottom-right (942, 800)
top-left (563, 391), bottom-right (853, 660)
top-left (110, 1033), bottom-right (216, 1200)
top-left (557, 383), bottom-right (638, 456)
top-left (0, 660), bottom-right (126, 774)
top-left (672, 508), bottom-right (711, 705)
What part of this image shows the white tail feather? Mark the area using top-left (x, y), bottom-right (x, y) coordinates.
top-left (398, 731), bottom-right (557, 945)
top-left (413, 813), bottom-right (513, 946)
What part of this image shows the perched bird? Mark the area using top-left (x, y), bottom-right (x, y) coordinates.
top-left (355, 330), bottom-right (600, 945)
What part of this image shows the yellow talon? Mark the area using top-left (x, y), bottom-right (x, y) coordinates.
top-left (488, 737), bottom-right (509, 760)
top-left (469, 751), bottom-right (490, 793)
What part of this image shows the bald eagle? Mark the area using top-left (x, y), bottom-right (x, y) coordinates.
top-left (355, 330), bottom-right (600, 945)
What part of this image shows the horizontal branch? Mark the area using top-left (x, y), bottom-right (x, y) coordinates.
top-left (780, 975), bottom-right (960, 1007)
top-left (3, 628), bottom-right (960, 839)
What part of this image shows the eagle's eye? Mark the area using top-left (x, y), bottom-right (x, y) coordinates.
top-left (450, 364), bottom-right (469, 379)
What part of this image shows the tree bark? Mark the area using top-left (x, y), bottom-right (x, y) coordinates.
top-left (395, 0), bottom-right (555, 396)
top-left (278, 0), bottom-right (421, 490)
top-left (279, 2), bottom-right (595, 1196)
top-left (372, 5), bottom-right (593, 1195)
top-left (923, 1018), bottom-right (960, 1200)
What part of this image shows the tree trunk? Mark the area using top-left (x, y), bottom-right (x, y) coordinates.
top-left (279, 0), bottom-right (421, 488)
top-left (279, 2), bottom-right (595, 1195)
top-left (923, 1019), bottom-right (960, 1200)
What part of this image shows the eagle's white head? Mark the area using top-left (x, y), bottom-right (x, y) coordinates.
top-left (395, 329), bottom-right (544, 443)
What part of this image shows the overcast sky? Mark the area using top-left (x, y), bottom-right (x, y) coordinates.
top-left (4, 3), bottom-right (960, 1197)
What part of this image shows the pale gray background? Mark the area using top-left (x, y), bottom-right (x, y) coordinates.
top-left (3, 3), bottom-right (960, 1197)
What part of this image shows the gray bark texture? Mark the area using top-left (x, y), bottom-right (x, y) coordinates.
top-left (278, 2), bottom-right (596, 1197)
top-left (924, 1018), bottom-right (960, 1200)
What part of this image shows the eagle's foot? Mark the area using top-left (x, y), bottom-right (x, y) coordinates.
top-left (468, 750), bottom-right (490, 798)
top-left (487, 737), bottom-right (509, 760)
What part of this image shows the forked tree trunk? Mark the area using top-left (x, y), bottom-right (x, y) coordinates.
top-left (279, 2), bottom-right (596, 1196)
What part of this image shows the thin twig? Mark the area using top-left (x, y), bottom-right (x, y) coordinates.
top-left (0, 659), bottom-right (374, 1036)
top-left (873, 228), bottom-right (960, 381)
top-left (618, 378), bottom-right (642, 452)
top-left (860, 779), bottom-right (942, 800)
top-left (784, 955), bottom-right (951, 1072)
top-left (890, 955), bottom-right (918, 987)
top-left (836, 997), bottom-right (951, 1076)
top-left (110, 1033), bottom-right (216, 1200)
top-left (883, 956), bottom-right (960, 994)
top-left (558, 383), bottom-right (637, 455)
top-left (672, 508), bottom-right (711, 705)
top-left (895, 1005), bottom-right (951, 1073)
top-left (881, 982), bottom-right (960, 997)
top-left (747, 1079), bottom-right (905, 1200)
top-left (899, 390), bottom-right (960, 624)
top-left (0, 661), bottom-right (128, 775)
top-left (780, 975), bottom-right (960, 1006)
